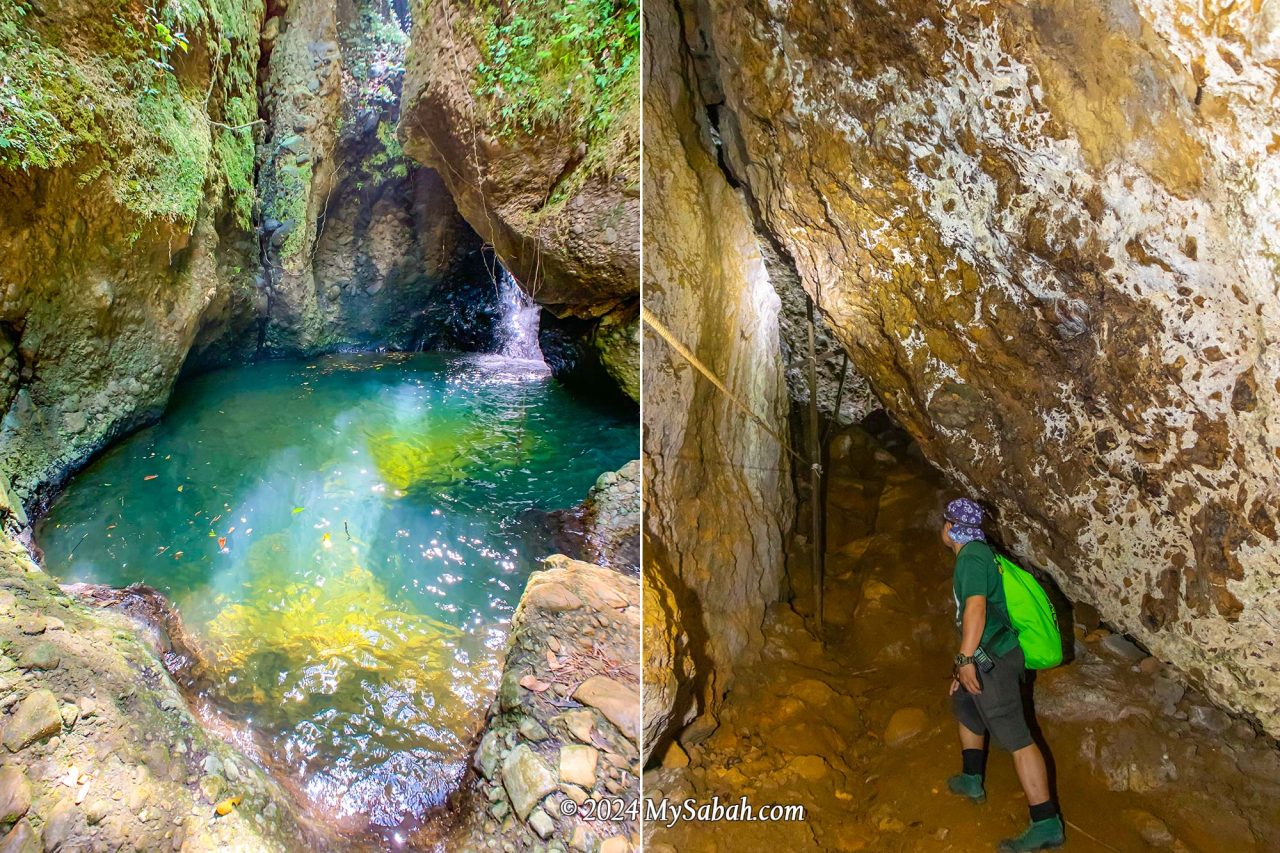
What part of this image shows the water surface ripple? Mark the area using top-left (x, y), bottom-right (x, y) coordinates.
top-left (37, 352), bottom-right (635, 833)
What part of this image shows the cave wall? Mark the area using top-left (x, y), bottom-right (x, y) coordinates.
top-left (397, 0), bottom-right (641, 400)
top-left (641, 0), bottom-right (795, 756)
top-left (680, 0), bottom-right (1280, 734)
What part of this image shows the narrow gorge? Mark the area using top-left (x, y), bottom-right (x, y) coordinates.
top-left (643, 0), bottom-right (1279, 849)
top-left (0, 1), bottom-right (638, 851)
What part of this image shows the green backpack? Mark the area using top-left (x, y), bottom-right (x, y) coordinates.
top-left (995, 554), bottom-right (1063, 670)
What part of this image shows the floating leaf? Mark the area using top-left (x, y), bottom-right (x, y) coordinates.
top-left (292, 507), bottom-right (305, 514)
top-left (177, 485), bottom-right (183, 492)
top-left (144, 475), bottom-right (158, 481)
top-left (213, 795), bottom-right (242, 816)
top-left (217, 537), bottom-right (227, 549)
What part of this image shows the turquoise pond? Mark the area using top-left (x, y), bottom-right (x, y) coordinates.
top-left (36, 351), bottom-right (635, 830)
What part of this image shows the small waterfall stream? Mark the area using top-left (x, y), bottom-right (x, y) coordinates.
top-left (496, 269), bottom-right (545, 362)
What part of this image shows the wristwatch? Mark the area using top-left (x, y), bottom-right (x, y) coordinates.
top-left (954, 653), bottom-right (974, 669)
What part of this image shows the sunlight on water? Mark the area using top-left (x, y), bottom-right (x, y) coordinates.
top-left (37, 352), bottom-right (635, 831)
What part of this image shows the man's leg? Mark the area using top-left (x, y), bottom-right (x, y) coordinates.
top-left (948, 696), bottom-right (988, 802)
top-left (1011, 743), bottom-right (1050, 806)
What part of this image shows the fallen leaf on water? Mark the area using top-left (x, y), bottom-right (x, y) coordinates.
top-left (106, 524), bottom-right (116, 530)
top-left (519, 674), bottom-right (552, 692)
top-left (292, 507), bottom-right (305, 514)
top-left (213, 795), bottom-right (242, 816)
top-left (177, 485), bottom-right (183, 492)
top-left (143, 475), bottom-right (158, 481)
top-left (173, 551), bottom-right (184, 559)
top-left (217, 537), bottom-right (227, 549)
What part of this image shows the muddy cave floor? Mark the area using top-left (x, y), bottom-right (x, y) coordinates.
top-left (644, 429), bottom-right (1280, 853)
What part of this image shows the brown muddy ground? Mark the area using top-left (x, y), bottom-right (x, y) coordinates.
top-left (644, 427), bottom-right (1280, 853)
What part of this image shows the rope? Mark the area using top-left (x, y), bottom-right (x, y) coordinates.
top-left (640, 306), bottom-right (810, 471)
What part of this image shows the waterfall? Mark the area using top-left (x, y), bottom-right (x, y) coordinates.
top-left (497, 268), bottom-right (544, 361)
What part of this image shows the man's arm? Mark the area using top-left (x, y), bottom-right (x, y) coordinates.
top-left (957, 594), bottom-right (986, 694)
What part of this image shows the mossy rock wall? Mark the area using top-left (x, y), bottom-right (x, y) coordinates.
top-left (0, 0), bottom-right (265, 506)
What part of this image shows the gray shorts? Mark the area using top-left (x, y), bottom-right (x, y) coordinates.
top-left (951, 645), bottom-right (1033, 752)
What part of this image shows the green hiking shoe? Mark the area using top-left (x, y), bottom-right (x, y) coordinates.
top-left (998, 815), bottom-right (1065, 852)
top-left (946, 772), bottom-right (986, 803)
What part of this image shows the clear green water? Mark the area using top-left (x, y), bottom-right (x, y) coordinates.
top-left (37, 352), bottom-right (635, 831)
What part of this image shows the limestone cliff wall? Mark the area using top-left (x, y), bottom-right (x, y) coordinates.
top-left (398, 0), bottom-right (640, 399)
top-left (679, 0), bottom-right (1280, 734)
top-left (641, 0), bottom-right (794, 754)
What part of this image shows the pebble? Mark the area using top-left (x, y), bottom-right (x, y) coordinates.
top-left (18, 617), bottom-right (46, 635)
top-left (559, 745), bottom-right (599, 787)
top-left (528, 807), bottom-right (555, 839)
top-left (83, 799), bottom-right (111, 825)
top-left (572, 677), bottom-right (640, 743)
top-left (0, 818), bottom-right (37, 852)
top-left (1125, 809), bottom-right (1174, 847)
top-left (560, 784), bottom-right (588, 805)
top-left (1, 688), bottom-right (62, 751)
top-left (0, 765), bottom-right (32, 825)
top-left (519, 718), bottom-right (550, 742)
top-left (42, 798), bottom-right (80, 852)
top-left (599, 837), bottom-right (631, 853)
top-left (883, 707), bottom-right (928, 745)
top-left (18, 641), bottom-right (60, 671)
top-left (659, 741), bottom-right (689, 769)
top-left (1187, 704), bottom-right (1231, 734)
top-left (1137, 656), bottom-right (1163, 675)
top-left (502, 745), bottom-right (558, 820)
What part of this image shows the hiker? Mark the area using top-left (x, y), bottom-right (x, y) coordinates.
top-left (942, 497), bottom-right (1065, 852)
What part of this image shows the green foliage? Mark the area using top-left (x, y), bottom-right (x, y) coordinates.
top-left (472, 0), bottom-right (638, 142)
top-left (0, 0), bottom-right (262, 230)
top-left (340, 3), bottom-right (408, 121)
top-left (0, 3), bottom-right (102, 170)
top-left (145, 1), bottom-right (191, 76)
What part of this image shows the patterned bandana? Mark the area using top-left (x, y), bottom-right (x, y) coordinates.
top-left (944, 497), bottom-right (986, 544)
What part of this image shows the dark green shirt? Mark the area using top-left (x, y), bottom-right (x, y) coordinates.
top-left (952, 540), bottom-right (1019, 656)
